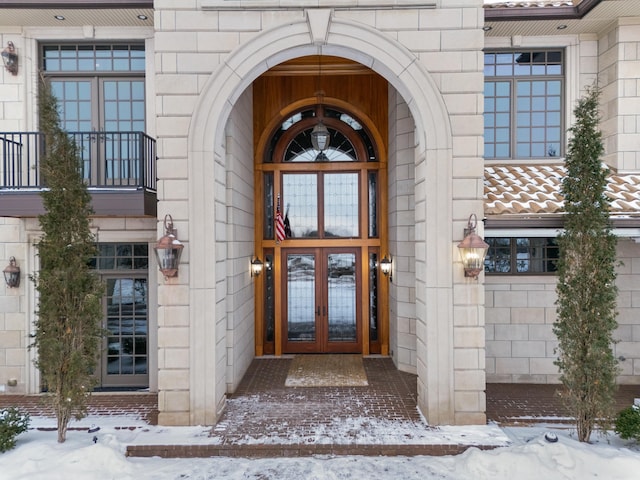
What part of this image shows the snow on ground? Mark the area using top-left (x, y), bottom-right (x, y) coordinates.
top-left (1, 415), bottom-right (640, 479)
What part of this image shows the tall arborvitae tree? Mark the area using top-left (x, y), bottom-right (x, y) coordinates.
top-left (554, 86), bottom-right (619, 443)
top-left (32, 76), bottom-right (104, 443)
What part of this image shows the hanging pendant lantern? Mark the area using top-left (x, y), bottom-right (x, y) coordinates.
top-left (311, 121), bottom-right (330, 152)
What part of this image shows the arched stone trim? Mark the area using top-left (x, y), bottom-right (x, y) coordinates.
top-left (186, 11), bottom-right (455, 425)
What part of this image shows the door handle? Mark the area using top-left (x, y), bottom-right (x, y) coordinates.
top-left (316, 306), bottom-right (320, 316)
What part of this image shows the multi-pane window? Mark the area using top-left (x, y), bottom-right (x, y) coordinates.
top-left (42, 44), bottom-right (145, 72)
top-left (485, 237), bottom-right (559, 274)
top-left (90, 243), bottom-right (149, 270)
top-left (484, 50), bottom-right (563, 160)
top-left (41, 43), bottom-right (147, 186)
top-left (90, 243), bottom-right (149, 387)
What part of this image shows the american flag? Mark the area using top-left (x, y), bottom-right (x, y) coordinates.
top-left (275, 195), bottom-right (286, 243)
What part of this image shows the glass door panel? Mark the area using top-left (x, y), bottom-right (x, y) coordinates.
top-left (102, 276), bottom-right (148, 387)
top-left (50, 80), bottom-right (95, 182)
top-left (327, 252), bottom-right (357, 342)
top-left (286, 253), bottom-right (317, 343)
top-left (101, 79), bottom-right (145, 184)
top-left (282, 248), bottom-right (361, 354)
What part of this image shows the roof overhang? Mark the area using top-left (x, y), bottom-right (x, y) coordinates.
top-left (0, 1), bottom-right (152, 7)
top-left (485, 0), bottom-right (601, 22)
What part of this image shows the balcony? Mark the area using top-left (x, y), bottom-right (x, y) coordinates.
top-left (0, 131), bottom-right (157, 217)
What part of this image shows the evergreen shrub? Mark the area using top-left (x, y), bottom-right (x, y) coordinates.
top-left (0, 407), bottom-right (30, 453)
top-left (615, 405), bottom-right (640, 441)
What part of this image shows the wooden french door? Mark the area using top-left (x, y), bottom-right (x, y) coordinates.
top-left (282, 247), bottom-right (361, 353)
top-left (254, 98), bottom-right (388, 357)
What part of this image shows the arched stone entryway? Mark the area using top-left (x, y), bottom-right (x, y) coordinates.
top-left (176, 9), bottom-right (468, 427)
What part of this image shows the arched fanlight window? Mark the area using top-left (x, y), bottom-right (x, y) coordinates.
top-left (265, 107), bottom-right (376, 164)
top-left (284, 127), bottom-right (356, 162)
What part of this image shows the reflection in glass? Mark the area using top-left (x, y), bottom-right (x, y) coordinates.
top-left (369, 252), bottom-right (379, 342)
top-left (105, 277), bottom-right (148, 375)
top-left (264, 252), bottom-right (275, 343)
top-left (103, 80), bottom-right (145, 180)
top-left (484, 238), bottom-right (511, 273)
top-left (368, 172), bottom-right (378, 238)
top-left (283, 174), bottom-right (318, 237)
top-left (264, 174), bottom-right (274, 239)
top-left (484, 237), bottom-right (559, 274)
top-left (324, 173), bottom-right (358, 238)
top-left (287, 254), bottom-right (316, 342)
top-left (328, 253), bottom-right (356, 342)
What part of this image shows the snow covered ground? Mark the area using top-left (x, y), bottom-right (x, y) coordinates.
top-left (1, 415), bottom-right (640, 479)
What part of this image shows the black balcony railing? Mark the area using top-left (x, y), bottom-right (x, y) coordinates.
top-left (0, 131), bottom-right (157, 191)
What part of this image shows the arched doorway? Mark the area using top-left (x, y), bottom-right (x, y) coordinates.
top-left (182, 10), bottom-right (467, 424)
top-left (253, 57), bottom-right (389, 356)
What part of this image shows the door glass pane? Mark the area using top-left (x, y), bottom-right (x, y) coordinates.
top-left (324, 173), bottom-right (359, 238)
top-left (50, 80), bottom-right (93, 178)
top-left (106, 277), bottom-right (148, 375)
top-left (368, 172), bottom-right (378, 238)
top-left (103, 80), bottom-right (145, 181)
top-left (327, 253), bottom-right (356, 342)
top-left (283, 174), bottom-right (318, 238)
top-left (264, 252), bottom-right (275, 343)
top-left (287, 254), bottom-right (316, 342)
top-left (263, 173), bottom-right (274, 239)
top-left (369, 252), bottom-right (379, 342)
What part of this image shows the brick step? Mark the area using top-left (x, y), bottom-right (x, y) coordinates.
top-left (126, 442), bottom-right (500, 458)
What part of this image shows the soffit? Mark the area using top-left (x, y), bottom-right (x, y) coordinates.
top-left (485, 0), bottom-right (640, 37)
top-left (0, 8), bottom-right (153, 27)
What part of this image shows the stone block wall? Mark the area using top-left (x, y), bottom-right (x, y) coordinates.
top-left (599, 19), bottom-right (640, 172)
top-left (486, 239), bottom-right (640, 385)
top-left (224, 87), bottom-right (255, 394)
top-left (388, 88), bottom-right (417, 374)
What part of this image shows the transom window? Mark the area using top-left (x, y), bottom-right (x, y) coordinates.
top-left (485, 237), bottom-right (559, 274)
top-left (484, 50), bottom-right (563, 160)
top-left (90, 243), bottom-right (149, 270)
top-left (266, 107), bottom-right (376, 163)
top-left (42, 44), bottom-right (145, 72)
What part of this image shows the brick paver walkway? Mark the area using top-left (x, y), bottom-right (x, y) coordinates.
top-left (486, 383), bottom-right (639, 426)
top-left (0, 393), bottom-right (158, 426)
top-left (2, 357), bottom-right (639, 457)
top-left (213, 356), bottom-right (422, 442)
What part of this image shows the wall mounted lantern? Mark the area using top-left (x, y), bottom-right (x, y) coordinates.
top-left (1, 42), bottom-right (18, 76)
top-left (380, 256), bottom-right (392, 282)
top-left (3, 257), bottom-right (20, 288)
top-left (457, 214), bottom-right (489, 279)
top-left (153, 214), bottom-right (184, 279)
top-left (251, 257), bottom-right (264, 277)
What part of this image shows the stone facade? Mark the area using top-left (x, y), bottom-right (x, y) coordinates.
top-left (152, 1), bottom-right (485, 426)
top-left (486, 239), bottom-right (640, 385)
top-left (1, 1), bottom-right (638, 428)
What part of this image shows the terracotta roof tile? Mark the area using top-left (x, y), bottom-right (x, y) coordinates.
top-left (485, 165), bottom-right (640, 217)
top-left (484, 1), bottom-right (577, 8)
